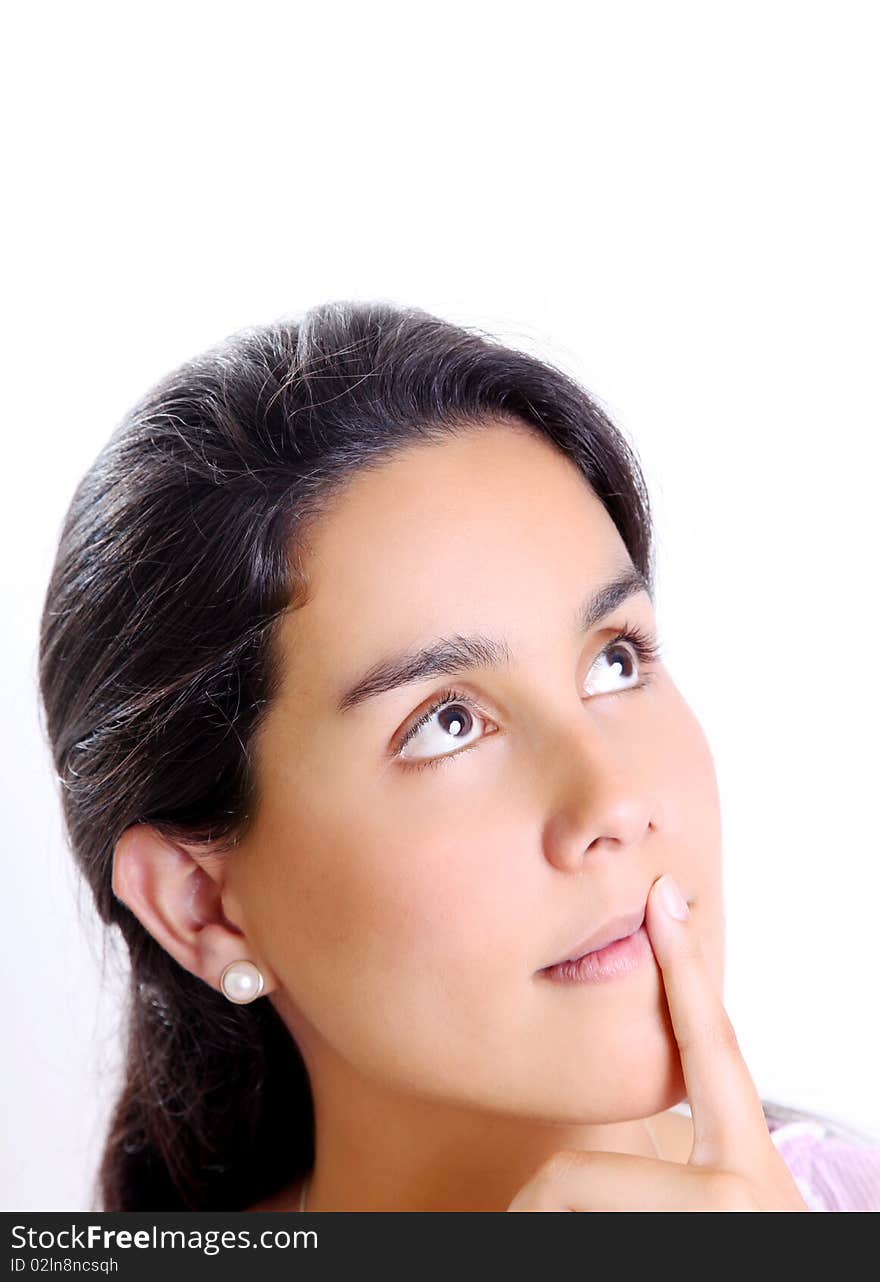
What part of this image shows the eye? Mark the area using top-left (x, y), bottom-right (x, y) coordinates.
top-left (395, 687), bottom-right (490, 770)
top-left (583, 626), bottom-right (660, 696)
top-left (394, 623), bottom-right (662, 772)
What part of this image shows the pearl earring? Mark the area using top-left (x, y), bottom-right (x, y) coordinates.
top-left (219, 959), bottom-right (265, 1004)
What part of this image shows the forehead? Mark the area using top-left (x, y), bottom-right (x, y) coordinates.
top-left (279, 423), bottom-right (633, 677)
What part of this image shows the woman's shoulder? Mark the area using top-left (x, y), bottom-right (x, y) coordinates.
top-left (762, 1100), bottom-right (880, 1212)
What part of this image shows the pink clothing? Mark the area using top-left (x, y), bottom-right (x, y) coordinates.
top-left (763, 1104), bottom-right (880, 1211)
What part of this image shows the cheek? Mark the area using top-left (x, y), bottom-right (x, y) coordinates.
top-left (257, 794), bottom-right (514, 1000)
top-left (262, 811), bottom-right (527, 1096)
top-left (343, 828), bottom-right (519, 976)
top-left (652, 685), bottom-right (725, 982)
top-left (652, 681), bottom-right (722, 849)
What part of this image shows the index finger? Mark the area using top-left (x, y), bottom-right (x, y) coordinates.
top-left (645, 873), bottom-right (770, 1170)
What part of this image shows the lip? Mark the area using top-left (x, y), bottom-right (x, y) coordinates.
top-left (542, 906), bottom-right (647, 969)
top-left (539, 923), bottom-right (652, 984)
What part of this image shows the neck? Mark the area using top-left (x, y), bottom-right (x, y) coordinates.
top-left (299, 1114), bottom-right (665, 1212)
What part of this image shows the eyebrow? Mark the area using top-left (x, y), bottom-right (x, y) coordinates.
top-left (335, 564), bottom-right (652, 715)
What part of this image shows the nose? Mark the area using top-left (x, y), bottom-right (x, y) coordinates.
top-left (541, 723), bottom-right (657, 873)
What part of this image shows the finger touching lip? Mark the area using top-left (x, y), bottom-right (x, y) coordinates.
top-left (645, 875), bottom-right (768, 1166)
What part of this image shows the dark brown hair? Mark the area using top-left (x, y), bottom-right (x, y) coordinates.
top-left (37, 299), bottom-right (655, 1210)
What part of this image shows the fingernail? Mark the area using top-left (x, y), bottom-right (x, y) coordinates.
top-left (657, 875), bottom-right (690, 920)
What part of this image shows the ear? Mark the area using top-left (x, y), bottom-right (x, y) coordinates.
top-left (111, 823), bottom-right (279, 999)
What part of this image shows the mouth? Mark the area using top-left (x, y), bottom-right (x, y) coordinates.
top-left (543, 905), bottom-right (647, 970)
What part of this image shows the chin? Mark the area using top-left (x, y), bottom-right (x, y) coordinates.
top-left (520, 1052), bottom-right (687, 1127)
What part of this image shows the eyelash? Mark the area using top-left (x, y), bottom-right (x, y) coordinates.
top-left (394, 622), bottom-right (663, 774)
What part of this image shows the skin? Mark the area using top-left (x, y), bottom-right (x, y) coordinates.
top-left (113, 419), bottom-right (767, 1211)
top-left (507, 873), bottom-right (808, 1210)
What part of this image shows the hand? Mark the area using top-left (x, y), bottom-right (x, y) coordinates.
top-left (507, 874), bottom-right (810, 1211)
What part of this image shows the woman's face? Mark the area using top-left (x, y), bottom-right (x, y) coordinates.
top-left (228, 421), bottom-right (724, 1125)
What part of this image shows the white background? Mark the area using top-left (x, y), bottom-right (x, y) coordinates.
top-left (2, 2), bottom-right (878, 1211)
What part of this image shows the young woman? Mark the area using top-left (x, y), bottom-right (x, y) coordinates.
top-left (38, 300), bottom-right (880, 1212)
